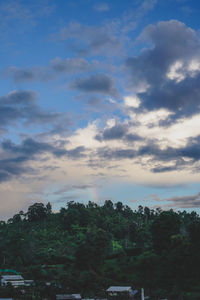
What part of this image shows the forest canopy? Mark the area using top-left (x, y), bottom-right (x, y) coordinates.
top-left (0, 200), bottom-right (199, 299)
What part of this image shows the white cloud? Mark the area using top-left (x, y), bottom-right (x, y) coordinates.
top-left (124, 95), bottom-right (141, 108)
top-left (167, 59), bottom-right (200, 82)
top-left (167, 61), bottom-right (185, 82)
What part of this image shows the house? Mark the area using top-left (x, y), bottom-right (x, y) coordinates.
top-left (24, 279), bottom-right (35, 287)
top-left (1, 275), bottom-right (24, 287)
top-left (56, 294), bottom-right (81, 300)
top-left (107, 286), bottom-right (138, 300)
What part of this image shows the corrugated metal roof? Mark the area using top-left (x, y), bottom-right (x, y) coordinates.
top-left (107, 286), bottom-right (132, 292)
top-left (1, 275), bottom-right (23, 280)
top-left (56, 294), bottom-right (81, 299)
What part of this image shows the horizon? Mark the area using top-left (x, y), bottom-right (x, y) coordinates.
top-left (0, 0), bottom-right (200, 219)
top-left (4, 199), bottom-right (200, 223)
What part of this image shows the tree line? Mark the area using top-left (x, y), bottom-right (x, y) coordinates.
top-left (0, 200), bottom-right (199, 299)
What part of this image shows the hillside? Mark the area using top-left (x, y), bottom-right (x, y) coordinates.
top-left (0, 201), bottom-right (200, 299)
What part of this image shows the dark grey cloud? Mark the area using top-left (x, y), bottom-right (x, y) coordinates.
top-left (138, 143), bottom-right (178, 161)
top-left (0, 157), bottom-right (32, 182)
top-left (178, 135), bottom-right (200, 160)
top-left (71, 73), bottom-right (118, 97)
top-left (8, 67), bottom-right (36, 82)
top-left (95, 124), bottom-right (142, 142)
top-left (0, 90), bottom-right (59, 130)
top-left (63, 146), bottom-right (86, 159)
top-left (53, 183), bottom-right (96, 195)
top-left (0, 138), bottom-right (86, 182)
top-left (71, 184), bottom-right (95, 190)
top-left (97, 135), bottom-right (200, 172)
top-left (126, 20), bottom-right (200, 120)
top-left (151, 166), bottom-right (178, 173)
top-left (138, 136), bottom-right (200, 165)
top-left (2, 138), bottom-right (55, 157)
top-left (96, 124), bottom-right (127, 140)
top-left (55, 194), bottom-right (80, 203)
top-left (151, 158), bottom-right (188, 173)
top-left (5, 66), bottom-right (52, 82)
top-left (154, 192), bottom-right (200, 208)
top-left (6, 57), bottom-right (94, 83)
top-left (98, 147), bottom-right (136, 160)
top-left (127, 20), bottom-right (199, 86)
top-left (139, 71), bottom-right (200, 119)
top-left (2, 138), bottom-right (85, 159)
top-left (126, 133), bottom-right (143, 142)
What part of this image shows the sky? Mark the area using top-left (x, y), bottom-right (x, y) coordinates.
top-left (1, 0), bottom-right (200, 218)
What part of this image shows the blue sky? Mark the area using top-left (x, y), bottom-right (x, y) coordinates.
top-left (1, 0), bottom-right (200, 218)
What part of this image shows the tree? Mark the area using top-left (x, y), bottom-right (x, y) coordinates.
top-left (151, 210), bottom-right (181, 253)
top-left (115, 201), bottom-right (124, 212)
top-left (27, 203), bottom-right (47, 222)
top-left (103, 200), bottom-right (114, 210)
top-left (62, 202), bottom-right (89, 230)
top-left (75, 229), bottom-right (111, 269)
top-left (46, 202), bottom-right (52, 214)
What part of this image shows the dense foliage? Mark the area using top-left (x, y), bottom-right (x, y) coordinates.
top-left (0, 201), bottom-right (200, 299)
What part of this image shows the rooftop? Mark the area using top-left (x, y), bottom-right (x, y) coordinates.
top-left (56, 294), bottom-right (81, 300)
top-left (1, 275), bottom-right (23, 280)
top-left (107, 286), bottom-right (132, 292)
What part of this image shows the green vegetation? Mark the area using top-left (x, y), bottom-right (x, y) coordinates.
top-left (0, 200), bottom-right (199, 299)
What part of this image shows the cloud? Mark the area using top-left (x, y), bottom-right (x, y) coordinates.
top-left (140, 0), bottom-right (157, 12)
top-left (64, 146), bottom-right (86, 159)
top-left (50, 57), bottom-right (92, 73)
top-left (56, 1), bottom-right (158, 55)
top-left (96, 124), bottom-right (127, 140)
top-left (57, 22), bottom-right (122, 56)
top-left (86, 96), bottom-right (103, 106)
top-left (0, 138), bottom-right (86, 182)
top-left (94, 3), bottom-right (110, 12)
top-left (0, 0), bottom-right (54, 38)
top-left (95, 134), bottom-right (200, 174)
top-left (6, 57), bottom-right (95, 83)
top-left (6, 67), bottom-right (37, 82)
top-left (125, 20), bottom-right (200, 120)
top-left (5, 66), bottom-right (52, 82)
top-left (2, 138), bottom-right (86, 159)
top-left (140, 70), bottom-right (200, 120)
top-left (71, 73), bottom-right (118, 97)
top-left (71, 184), bottom-right (95, 190)
top-left (137, 136), bottom-right (200, 167)
top-left (151, 165), bottom-right (179, 173)
top-left (0, 157), bottom-right (31, 182)
top-left (54, 184), bottom-right (95, 195)
top-left (0, 90), bottom-right (60, 131)
top-left (95, 123), bottom-right (142, 142)
top-left (2, 138), bottom-right (61, 158)
top-left (98, 147), bottom-right (137, 160)
top-left (153, 192), bottom-right (200, 208)
top-left (55, 194), bottom-right (80, 203)
top-left (119, 0), bottom-right (157, 33)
